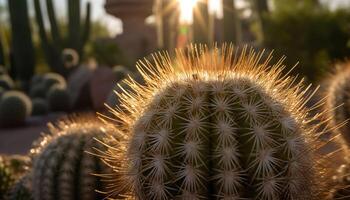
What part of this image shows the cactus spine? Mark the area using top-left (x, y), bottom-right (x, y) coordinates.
top-left (102, 45), bottom-right (335, 199)
top-left (0, 157), bottom-right (14, 199)
top-left (7, 0), bottom-right (35, 83)
top-left (30, 117), bottom-right (124, 200)
top-left (326, 62), bottom-right (350, 147)
top-left (33, 0), bottom-right (91, 76)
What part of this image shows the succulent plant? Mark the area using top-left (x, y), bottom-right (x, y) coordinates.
top-left (46, 85), bottom-right (71, 112)
top-left (102, 45), bottom-right (336, 199)
top-left (42, 73), bottom-right (66, 90)
top-left (0, 87), bottom-right (4, 98)
top-left (29, 83), bottom-right (46, 98)
top-left (30, 117), bottom-right (124, 200)
top-left (326, 62), bottom-right (350, 147)
top-left (0, 91), bottom-right (32, 127)
top-left (5, 174), bottom-right (33, 200)
top-left (62, 48), bottom-right (79, 69)
top-left (30, 74), bottom-right (43, 86)
top-left (0, 75), bottom-right (15, 90)
top-left (31, 98), bottom-right (48, 116)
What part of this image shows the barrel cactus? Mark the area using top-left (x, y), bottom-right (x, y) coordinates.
top-left (326, 61), bottom-right (350, 147)
top-left (0, 91), bottom-right (32, 127)
top-left (31, 98), bottom-right (48, 116)
top-left (46, 85), bottom-right (71, 112)
top-left (42, 73), bottom-right (66, 90)
top-left (29, 83), bottom-right (46, 98)
top-left (0, 74), bottom-right (15, 90)
top-left (62, 48), bottom-right (79, 69)
top-left (30, 117), bottom-right (125, 200)
top-left (102, 45), bottom-right (336, 199)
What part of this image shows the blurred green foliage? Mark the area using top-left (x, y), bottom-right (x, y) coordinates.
top-left (262, 0), bottom-right (350, 83)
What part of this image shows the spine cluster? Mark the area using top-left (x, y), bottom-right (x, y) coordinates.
top-left (102, 45), bottom-right (333, 199)
top-left (31, 118), bottom-right (117, 200)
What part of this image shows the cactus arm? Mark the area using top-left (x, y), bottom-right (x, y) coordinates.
top-left (68, 0), bottom-right (81, 51)
top-left (7, 0), bottom-right (35, 82)
top-left (79, 2), bottom-right (91, 58)
top-left (46, 0), bottom-right (62, 51)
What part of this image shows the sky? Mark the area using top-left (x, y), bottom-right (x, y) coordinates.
top-left (0, 0), bottom-right (349, 36)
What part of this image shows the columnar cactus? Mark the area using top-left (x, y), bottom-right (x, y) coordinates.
top-left (102, 45), bottom-right (335, 199)
top-left (30, 117), bottom-right (125, 200)
top-left (6, 174), bottom-right (33, 200)
top-left (326, 61), bottom-right (350, 146)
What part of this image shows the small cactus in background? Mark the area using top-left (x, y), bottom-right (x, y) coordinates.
top-left (0, 75), bottom-right (15, 90)
top-left (46, 85), bottom-right (71, 112)
top-left (62, 48), bottom-right (79, 69)
top-left (332, 163), bottom-right (350, 199)
top-left (326, 61), bottom-right (350, 147)
top-left (29, 83), bottom-right (46, 98)
top-left (42, 73), bottom-right (66, 90)
top-left (31, 98), bottom-right (48, 116)
top-left (0, 157), bottom-right (14, 199)
top-left (0, 91), bottom-right (32, 127)
top-left (102, 45), bottom-right (336, 199)
top-left (30, 117), bottom-right (125, 200)
top-left (5, 174), bottom-right (33, 200)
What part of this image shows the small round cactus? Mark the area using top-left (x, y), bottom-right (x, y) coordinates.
top-left (42, 73), bottom-right (66, 90)
top-left (0, 75), bottom-right (15, 90)
top-left (62, 48), bottom-right (79, 69)
top-left (326, 61), bottom-right (350, 147)
top-left (102, 45), bottom-right (336, 199)
top-left (0, 157), bottom-right (14, 199)
top-left (46, 85), bottom-right (71, 112)
top-left (0, 91), bottom-right (32, 127)
top-left (31, 98), bottom-right (48, 116)
top-left (29, 83), bottom-right (46, 99)
top-left (30, 117), bottom-right (124, 200)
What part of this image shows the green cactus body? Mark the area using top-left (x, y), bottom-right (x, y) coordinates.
top-left (31, 118), bottom-right (121, 200)
top-left (0, 157), bottom-right (14, 199)
top-left (0, 75), bottom-right (15, 90)
top-left (103, 45), bottom-right (334, 199)
top-left (0, 91), bottom-right (32, 127)
top-left (6, 174), bottom-right (33, 200)
top-left (46, 85), bottom-right (71, 112)
top-left (43, 73), bottom-right (67, 90)
top-left (32, 98), bottom-right (48, 116)
top-left (29, 83), bottom-right (46, 98)
top-left (326, 62), bottom-right (350, 146)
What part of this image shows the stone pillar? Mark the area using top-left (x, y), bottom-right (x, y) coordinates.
top-left (105, 0), bottom-right (157, 67)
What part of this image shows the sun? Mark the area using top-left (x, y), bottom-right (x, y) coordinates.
top-left (178, 0), bottom-right (198, 24)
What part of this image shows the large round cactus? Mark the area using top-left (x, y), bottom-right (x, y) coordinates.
top-left (0, 91), bottom-right (32, 127)
top-left (326, 61), bottom-right (350, 146)
top-left (102, 45), bottom-right (336, 199)
top-left (30, 117), bottom-right (125, 200)
top-left (31, 98), bottom-right (48, 116)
